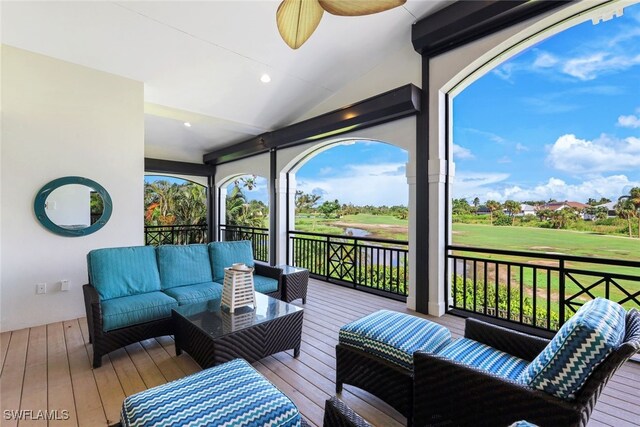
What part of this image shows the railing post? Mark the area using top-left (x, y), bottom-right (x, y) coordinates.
top-left (559, 258), bottom-right (566, 328)
top-left (325, 235), bottom-right (331, 282)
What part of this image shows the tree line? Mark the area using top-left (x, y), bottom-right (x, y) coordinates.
top-left (453, 187), bottom-right (640, 237)
top-left (295, 190), bottom-right (408, 219)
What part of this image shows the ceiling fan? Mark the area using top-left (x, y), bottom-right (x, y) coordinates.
top-left (276, 0), bottom-right (407, 49)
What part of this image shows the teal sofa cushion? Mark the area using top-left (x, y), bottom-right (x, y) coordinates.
top-left (518, 298), bottom-right (626, 400)
top-left (209, 241), bottom-right (255, 282)
top-left (88, 246), bottom-right (161, 300)
top-left (254, 275), bottom-right (278, 294)
top-left (163, 281), bottom-right (223, 305)
top-left (101, 292), bottom-right (178, 332)
top-left (157, 244), bottom-right (213, 290)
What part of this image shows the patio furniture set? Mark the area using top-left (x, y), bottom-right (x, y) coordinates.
top-left (83, 241), bottom-right (639, 427)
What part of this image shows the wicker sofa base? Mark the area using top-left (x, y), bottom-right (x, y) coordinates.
top-left (336, 344), bottom-right (413, 423)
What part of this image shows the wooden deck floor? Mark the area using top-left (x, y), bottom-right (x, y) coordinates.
top-left (1, 278), bottom-right (639, 426)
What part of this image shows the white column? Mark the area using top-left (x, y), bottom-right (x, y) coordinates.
top-left (275, 173), bottom-right (296, 265)
top-left (218, 186), bottom-right (227, 241)
top-left (406, 159), bottom-right (417, 311)
top-left (427, 158), bottom-right (448, 316)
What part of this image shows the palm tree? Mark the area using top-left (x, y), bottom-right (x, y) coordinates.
top-left (628, 187), bottom-right (640, 238)
top-left (472, 197), bottom-right (480, 212)
top-left (616, 197), bottom-right (636, 238)
top-left (504, 200), bottom-right (521, 226)
top-left (485, 200), bottom-right (501, 225)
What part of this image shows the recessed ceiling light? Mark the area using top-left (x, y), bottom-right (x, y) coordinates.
top-left (260, 74), bottom-right (271, 83)
top-left (184, 122), bottom-right (191, 127)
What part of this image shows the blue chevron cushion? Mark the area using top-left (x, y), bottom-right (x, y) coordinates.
top-left (339, 310), bottom-right (451, 369)
top-left (517, 298), bottom-right (626, 400)
top-left (121, 358), bottom-right (301, 427)
top-left (436, 338), bottom-right (529, 380)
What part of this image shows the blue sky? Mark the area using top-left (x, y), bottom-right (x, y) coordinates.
top-left (453, 3), bottom-right (640, 203)
top-left (220, 142), bottom-right (409, 206)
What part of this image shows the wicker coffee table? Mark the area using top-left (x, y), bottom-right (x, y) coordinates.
top-left (172, 293), bottom-right (304, 369)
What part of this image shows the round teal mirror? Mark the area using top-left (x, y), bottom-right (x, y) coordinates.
top-left (34, 176), bottom-right (113, 237)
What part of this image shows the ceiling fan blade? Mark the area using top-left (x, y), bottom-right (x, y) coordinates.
top-left (277, 0), bottom-right (325, 49)
top-left (319, 0), bottom-right (406, 16)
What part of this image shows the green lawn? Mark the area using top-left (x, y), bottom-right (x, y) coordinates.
top-left (453, 223), bottom-right (638, 260)
top-left (452, 223), bottom-right (640, 310)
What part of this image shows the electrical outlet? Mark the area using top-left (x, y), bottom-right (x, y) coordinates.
top-left (60, 279), bottom-right (70, 291)
top-left (36, 283), bottom-right (47, 294)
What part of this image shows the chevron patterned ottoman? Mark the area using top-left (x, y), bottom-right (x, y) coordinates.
top-left (339, 309), bottom-right (451, 369)
top-left (121, 358), bottom-right (302, 427)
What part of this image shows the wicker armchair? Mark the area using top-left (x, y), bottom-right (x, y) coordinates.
top-left (413, 309), bottom-right (640, 427)
top-left (323, 397), bottom-right (372, 427)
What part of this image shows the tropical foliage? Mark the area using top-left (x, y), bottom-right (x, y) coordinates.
top-left (144, 179), bottom-right (207, 226)
top-left (225, 176), bottom-right (268, 227)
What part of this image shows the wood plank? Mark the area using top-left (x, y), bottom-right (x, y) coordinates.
top-left (0, 328), bottom-right (29, 427)
top-left (253, 361), bottom-right (323, 427)
top-left (139, 338), bottom-right (185, 382)
top-left (155, 336), bottom-right (200, 376)
top-left (271, 351), bottom-right (405, 426)
top-left (78, 319), bottom-right (125, 426)
top-left (63, 320), bottom-right (106, 427)
top-left (124, 343), bottom-right (165, 389)
top-left (108, 348), bottom-right (146, 397)
top-left (19, 325), bottom-right (47, 427)
top-left (0, 331), bottom-right (11, 376)
top-left (47, 322), bottom-right (77, 427)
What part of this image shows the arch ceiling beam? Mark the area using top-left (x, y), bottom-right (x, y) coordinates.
top-left (203, 84), bottom-right (421, 165)
top-left (412, 0), bottom-right (572, 56)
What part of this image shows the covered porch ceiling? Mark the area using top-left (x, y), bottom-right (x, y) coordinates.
top-left (1, 0), bottom-right (450, 162)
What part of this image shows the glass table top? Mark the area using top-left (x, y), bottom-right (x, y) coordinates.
top-left (172, 292), bottom-right (303, 339)
top-left (276, 265), bottom-right (308, 274)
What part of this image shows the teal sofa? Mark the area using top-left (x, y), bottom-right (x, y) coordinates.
top-left (83, 240), bottom-right (283, 368)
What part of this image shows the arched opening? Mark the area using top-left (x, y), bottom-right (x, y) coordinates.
top-left (445, 1), bottom-right (640, 331)
top-left (217, 173), bottom-right (270, 262)
top-left (144, 174), bottom-right (208, 245)
top-left (281, 138), bottom-right (410, 300)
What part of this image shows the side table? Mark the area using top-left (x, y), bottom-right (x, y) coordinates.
top-left (277, 265), bottom-right (309, 304)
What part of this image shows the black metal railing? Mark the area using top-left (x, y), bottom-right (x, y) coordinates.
top-left (145, 224), bottom-right (208, 246)
top-left (447, 245), bottom-right (640, 333)
top-left (218, 224), bottom-right (269, 262)
top-left (288, 230), bottom-right (408, 300)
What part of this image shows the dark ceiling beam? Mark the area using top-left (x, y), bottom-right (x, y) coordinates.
top-left (203, 84), bottom-right (421, 165)
top-left (412, 0), bottom-right (572, 56)
top-left (145, 158), bottom-right (215, 177)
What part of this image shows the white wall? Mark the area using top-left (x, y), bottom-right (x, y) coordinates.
top-left (298, 45), bottom-right (421, 121)
top-left (1, 45), bottom-right (144, 332)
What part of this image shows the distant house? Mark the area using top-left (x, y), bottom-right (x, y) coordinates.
top-left (583, 201), bottom-right (617, 220)
top-left (540, 201), bottom-right (590, 219)
top-left (476, 205), bottom-right (491, 215)
top-left (519, 204), bottom-right (536, 216)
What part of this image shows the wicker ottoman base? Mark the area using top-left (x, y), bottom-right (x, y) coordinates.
top-left (336, 344), bottom-right (413, 422)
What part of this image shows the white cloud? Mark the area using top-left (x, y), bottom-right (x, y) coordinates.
top-left (515, 143), bottom-right (529, 152)
top-left (617, 114), bottom-right (640, 128)
top-left (497, 156), bottom-right (511, 164)
top-left (296, 163), bottom-right (408, 206)
top-left (561, 52), bottom-right (640, 81)
top-left (533, 51), bottom-right (559, 68)
top-left (453, 144), bottom-right (474, 160)
top-left (318, 166), bottom-right (334, 175)
top-left (453, 174), bottom-right (640, 203)
top-left (546, 134), bottom-right (640, 174)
